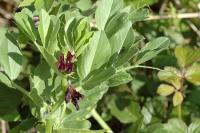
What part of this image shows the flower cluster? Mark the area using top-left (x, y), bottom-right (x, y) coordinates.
top-left (65, 85), bottom-right (84, 110)
top-left (57, 51), bottom-right (83, 110)
top-left (57, 51), bottom-right (74, 73)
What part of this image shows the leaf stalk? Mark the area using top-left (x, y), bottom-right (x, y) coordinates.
top-left (91, 109), bottom-right (113, 133)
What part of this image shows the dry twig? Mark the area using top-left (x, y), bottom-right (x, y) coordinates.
top-left (147, 12), bottom-right (200, 20)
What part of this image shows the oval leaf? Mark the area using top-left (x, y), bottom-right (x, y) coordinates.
top-left (78, 31), bottom-right (111, 79)
top-left (175, 46), bottom-right (200, 68)
top-left (157, 84), bottom-right (175, 96)
top-left (185, 63), bottom-right (200, 85)
top-left (0, 32), bottom-right (23, 80)
top-left (173, 91), bottom-right (183, 106)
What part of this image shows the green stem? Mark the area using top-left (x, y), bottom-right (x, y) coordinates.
top-left (177, 104), bottom-right (182, 119)
top-left (117, 65), bottom-right (163, 72)
top-left (61, 78), bottom-right (67, 91)
top-left (91, 109), bottom-right (113, 133)
top-left (11, 82), bottom-right (31, 99)
top-left (45, 119), bottom-right (53, 133)
top-left (51, 78), bottom-right (67, 114)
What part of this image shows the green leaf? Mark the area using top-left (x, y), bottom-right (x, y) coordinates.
top-left (158, 67), bottom-right (182, 89)
top-left (38, 11), bottom-right (60, 53)
top-left (126, 118), bottom-right (143, 133)
top-left (36, 45), bottom-right (62, 76)
top-left (76, 0), bottom-right (92, 11)
top-left (112, 26), bottom-right (137, 66)
top-left (0, 110), bottom-right (20, 122)
top-left (108, 95), bottom-right (141, 123)
top-left (175, 46), bottom-right (200, 68)
top-left (188, 120), bottom-right (200, 133)
top-left (78, 31), bottom-right (111, 79)
top-left (129, 8), bottom-right (149, 23)
top-left (34, 0), bottom-right (54, 11)
top-left (14, 11), bottom-right (37, 42)
top-left (157, 84), bottom-right (175, 96)
top-left (46, 16), bottom-right (60, 53)
top-left (124, 0), bottom-right (158, 8)
top-left (109, 21), bottom-right (132, 56)
top-left (29, 88), bottom-right (44, 107)
top-left (80, 83), bottom-right (109, 109)
top-left (141, 106), bottom-right (152, 124)
top-left (30, 60), bottom-right (56, 101)
top-left (0, 83), bottom-right (21, 121)
top-left (63, 120), bottom-right (91, 129)
top-left (136, 37), bottom-right (170, 65)
top-left (54, 128), bottom-right (105, 133)
top-left (173, 91), bottom-right (183, 106)
top-left (108, 71), bottom-right (132, 87)
top-left (185, 63), bottom-right (200, 85)
top-left (95, 0), bottom-right (124, 30)
top-left (10, 118), bottom-right (37, 133)
top-left (73, 19), bottom-right (93, 57)
top-left (105, 12), bottom-right (129, 38)
top-left (38, 9), bottom-right (51, 46)
top-left (64, 17), bottom-right (93, 54)
top-left (115, 41), bottom-right (138, 67)
top-left (82, 67), bottom-right (115, 90)
top-left (0, 72), bottom-right (11, 87)
top-left (44, 0), bottom-right (54, 11)
top-left (19, 0), bottom-right (35, 7)
top-left (0, 32), bottom-right (23, 80)
top-left (163, 119), bottom-right (187, 133)
top-left (140, 123), bottom-right (166, 133)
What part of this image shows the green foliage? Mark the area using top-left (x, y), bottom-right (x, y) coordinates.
top-left (157, 46), bottom-right (200, 107)
top-left (108, 71), bottom-right (132, 87)
top-left (0, 83), bottom-right (21, 121)
top-left (157, 84), bottom-right (175, 96)
top-left (78, 31), bottom-right (111, 79)
top-left (54, 128), bottom-right (105, 133)
top-left (5, 0), bottom-right (200, 132)
top-left (185, 63), bottom-right (200, 85)
top-left (0, 30), bottom-right (23, 80)
top-left (108, 94), bottom-right (141, 123)
top-left (175, 46), bottom-right (200, 68)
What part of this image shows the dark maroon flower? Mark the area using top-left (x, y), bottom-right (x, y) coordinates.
top-left (65, 62), bottom-right (73, 73)
top-left (66, 51), bottom-right (74, 63)
top-left (65, 85), bottom-right (84, 110)
top-left (57, 53), bottom-right (65, 72)
top-left (57, 51), bottom-right (75, 73)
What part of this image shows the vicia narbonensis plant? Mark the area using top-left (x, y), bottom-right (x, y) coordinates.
top-left (0, 0), bottom-right (169, 132)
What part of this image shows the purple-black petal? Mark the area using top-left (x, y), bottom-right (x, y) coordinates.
top-left (65, 62), bottom-right (73, 73)
top-left (64, 85), bottom-right (84, 110)
top-left (66, 51), bottom-right (74, 63)
top-left (57, 53), bottom-right (65, 71)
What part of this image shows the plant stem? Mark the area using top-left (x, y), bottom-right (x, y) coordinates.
top-left (1, 120), bottom-right (6, 133)
top-left (177, 104), bottom-right (182, 119)
top-left (61, 77), bottom-right (67, 92)
top-left (117, 65), bottom-right (163, 72)
top-left (91, 109), bottom-right (113, 133)
top-left (45, 119), bottom-right (53, 133)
